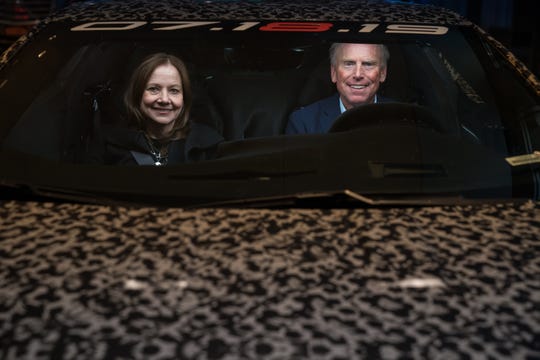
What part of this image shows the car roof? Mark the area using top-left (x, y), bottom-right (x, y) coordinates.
top-left (53, 0), bottom-right (470, 25)
top-left (0, 0), bottom-right (473, 69)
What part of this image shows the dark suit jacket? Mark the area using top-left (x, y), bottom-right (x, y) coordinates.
top-left (285, 93), bottom-right (392, 134)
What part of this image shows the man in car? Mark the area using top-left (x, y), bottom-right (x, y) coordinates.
top-left (285, 43), bottom-right (390, 134)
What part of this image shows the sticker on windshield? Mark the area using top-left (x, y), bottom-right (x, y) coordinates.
top-left (505, 151), bottom-right (540, 166)
top-left (70, 21), bottom-right (449, 35)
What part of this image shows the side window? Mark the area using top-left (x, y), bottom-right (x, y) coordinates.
top-left (467, 31), bottom-right (540, 156)
top-left (424, 35), bottom-right (510, 154)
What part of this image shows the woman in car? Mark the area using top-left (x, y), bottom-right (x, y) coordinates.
top-left (89, 52), bottom-right (193, 165)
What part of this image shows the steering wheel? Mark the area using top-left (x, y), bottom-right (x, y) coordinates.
top-left (328, 102), bottom-right (445, 133)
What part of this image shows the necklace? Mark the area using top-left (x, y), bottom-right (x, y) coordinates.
top-left (144, 135), bottom-right (169, 166)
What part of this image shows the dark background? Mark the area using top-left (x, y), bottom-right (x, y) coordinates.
top-left (411, 0), bottom-right (539, 77)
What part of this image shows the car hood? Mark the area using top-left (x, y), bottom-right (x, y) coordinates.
top-left (1, 200), bottom-right (538, 358)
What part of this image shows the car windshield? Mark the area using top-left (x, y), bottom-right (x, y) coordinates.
top-left (1, 19), bottom-right (539, 207)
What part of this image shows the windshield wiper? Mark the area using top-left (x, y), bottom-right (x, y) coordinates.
top-left (1, 181), bottom-right (522, 209)
top-left (187, 189), bottom-right (521, 209)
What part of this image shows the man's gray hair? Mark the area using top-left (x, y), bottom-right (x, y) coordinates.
top-left (329, 43), bottom-right (390, 68)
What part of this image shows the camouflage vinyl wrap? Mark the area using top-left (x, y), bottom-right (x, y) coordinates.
top-left (1, 200), bottom-right (539, 359)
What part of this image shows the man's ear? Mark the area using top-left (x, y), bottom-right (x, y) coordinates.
top-left (380, 66), bottom-right (387, 83)
top-left (330, 65), bottom-right (337, 83)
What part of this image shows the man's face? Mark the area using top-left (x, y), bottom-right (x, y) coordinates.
top-left (331, 43), bottom-right (387, 110)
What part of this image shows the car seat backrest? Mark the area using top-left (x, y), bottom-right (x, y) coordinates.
top-left (296, 59), bottom-right (335, 108)
top-left (378, 44), bottom-right (414, 103)
top-left (205, 68), bottom-right (309, 140)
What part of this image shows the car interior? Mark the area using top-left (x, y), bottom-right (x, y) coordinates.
top-left (2, 37), bottom-right (510, 164)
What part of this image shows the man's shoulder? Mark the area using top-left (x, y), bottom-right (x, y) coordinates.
top-left (286, 94), bottom-right (340, 135)
top-left (297, 93), bottom-right (339, 111)
top-left (378, 95), bottom-right (394, 103)
top-left (290, 93), bottom-right (340, 119)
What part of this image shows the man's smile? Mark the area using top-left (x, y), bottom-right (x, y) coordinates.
top-left (348, 83), bottom-right (369, 91)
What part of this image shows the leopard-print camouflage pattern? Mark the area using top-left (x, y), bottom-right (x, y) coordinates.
top-left (51, 0), bottom-right (468, 24)
top-left (1, 200), bottom-right (539, 359)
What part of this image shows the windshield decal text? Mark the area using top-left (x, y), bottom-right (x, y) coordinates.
top-left (70, 21), bottom-right (449, 35)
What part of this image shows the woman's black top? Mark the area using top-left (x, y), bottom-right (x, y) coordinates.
top-left (87, 122), bottom-right (223, 165)
top-left (87, 126), bottom-right (184, 165)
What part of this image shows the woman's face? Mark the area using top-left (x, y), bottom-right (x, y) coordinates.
top-left (140, 63), bottom-right (184, 134)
